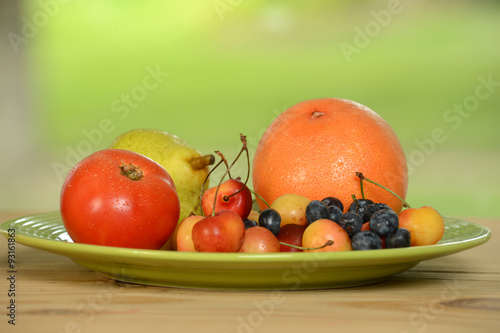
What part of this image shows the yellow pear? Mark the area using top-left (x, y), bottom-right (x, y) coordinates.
top-left (108, 129), bottom-right (214, 225)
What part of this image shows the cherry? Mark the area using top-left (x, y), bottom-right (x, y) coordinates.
top-left (398, 206), bottom-right (444, 246)
top-left (270, 193), bottom-right (310, 227)
top-left (176, 215), bottom-right (204, 252)
top-left (191, 210), bottom-right (246, 252)
top-left (239, 226), bottom-right (280, 253)
top-left (200, 134), bottom-right (254, 220)
top-left (201, 178), bottom-right (253, 219)
top-left (276, 224), bottom-right (307, 252)
top-left (302, 219), bottom-right (352, 252)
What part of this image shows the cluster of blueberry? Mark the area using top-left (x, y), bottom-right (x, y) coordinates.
top-left (244, 196), bottom-right (411, 251)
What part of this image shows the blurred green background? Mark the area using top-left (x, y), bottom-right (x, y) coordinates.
top-left (1, 0), bottom-right (499, 217)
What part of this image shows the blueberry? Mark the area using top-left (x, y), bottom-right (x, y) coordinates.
top-left (348, 199), bottom-right (374, 221)
top-left (386, 228), bottom-right (411, 248)
top-left (321, 196), bottom-right (344, 213)
top-left (328, 205), bottom-right (343, 223)
top-left (351, 231), bottom-right (382, 250)
top-left (243, 219), bottom-right (258, 229)
top-left (305, 200), bottom-right (330, 224)
top-left (338, 212), bottom-right (363, 238)
top-left (258, 208), bottom-right (281, 236)
top-left (369, 209), bottom-right (399, 237)
top-left (363, 203), bottom-right (392, 223)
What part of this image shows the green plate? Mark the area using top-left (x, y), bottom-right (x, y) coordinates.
top-left (0, 211), bottom-right (491, 290)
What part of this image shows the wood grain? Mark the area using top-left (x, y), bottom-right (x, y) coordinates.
top-left (1, 212), bottom-right (498, 333)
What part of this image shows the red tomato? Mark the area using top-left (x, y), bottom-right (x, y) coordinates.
top-left (60, 149), bottom-right (180, 249)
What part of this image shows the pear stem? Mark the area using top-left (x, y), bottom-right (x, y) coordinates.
top-left (356, 172), bottom-right (411, 208)
top-left (189, 154), bottom-right (215, 170)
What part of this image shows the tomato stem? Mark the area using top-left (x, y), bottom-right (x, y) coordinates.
top-left (119, 163), bottom-right (143, 181)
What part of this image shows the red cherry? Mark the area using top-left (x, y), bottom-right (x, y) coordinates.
top-left (202, 178), bottom-right (253, 219)
top-left (191, 210), bottom-right (246, 252)
top-left (277, 224), bottom-right (307, 252)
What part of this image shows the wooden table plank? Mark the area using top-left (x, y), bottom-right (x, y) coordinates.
top-left (1, 212), bottom-right (498, 333)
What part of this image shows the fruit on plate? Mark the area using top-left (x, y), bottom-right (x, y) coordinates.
top-left (398, 206), bottom-right (445, 246)
top-left (252, 98), bottom-right (408, 214)
top-left (355, 173), bottom-right (443, 247)
top-left (270, 193), bottom-right (310, 227)
top-left (277, 224), bottom-right (307, 252)
top-left (60, 149), bottom-right (180, 249)
top-left (176, 215), bottom-right (204, 251)
top-left (239, 226), bottom-right (281, 253)
top-left (201, 178), bottom-right (253, 220)
top-left (191, 210), bottom-right (246, 252)
top-left (302, 219), bottom-right (352, 252)
top-left (109, 129), bottom-right (214, 223)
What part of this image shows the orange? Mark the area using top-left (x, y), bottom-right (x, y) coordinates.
top-left (252, 98), bottom-right (408, 213)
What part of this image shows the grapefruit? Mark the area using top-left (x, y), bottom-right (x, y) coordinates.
top-left (252, 98), bottom-right (408, 213)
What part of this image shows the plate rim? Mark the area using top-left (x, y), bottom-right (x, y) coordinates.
top-left (0, 210), bottom-right (492, 266)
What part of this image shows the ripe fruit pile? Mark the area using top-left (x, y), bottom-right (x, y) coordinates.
top-left (60, 98), bottom-right (446, 252)
top-left (176, 135), bottom-right (445, 253)
top-left (178, 170), bottom-right (445, 253)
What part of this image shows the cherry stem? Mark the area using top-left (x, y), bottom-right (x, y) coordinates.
top-left (356, 172), bottom-right (411, 208)
top-left (359, 176), bottom-right (366, 199)
top-left (250, 189), bottom-right (271, 208)
top-left (211, 151), bottom-right (234, 217)
top-left (199, 157), bottom-right (226, 217)
top-left (225, 134), bottom-right (250, 200)
top-left (351, 194), bottom-right (359, 214)
top-left (214, 150), bottom-right (232, 179)
top-left (279, 239), bottom-right (334, 251)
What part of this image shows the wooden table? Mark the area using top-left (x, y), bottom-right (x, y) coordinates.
top-left (0, 211), bottom-right (498, 333)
